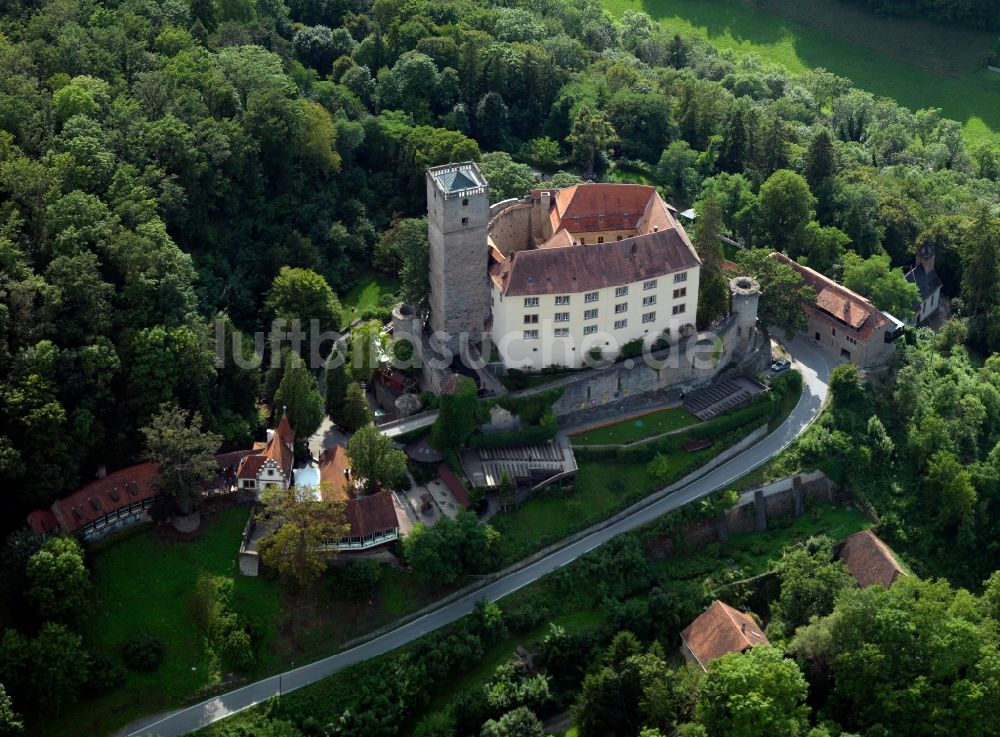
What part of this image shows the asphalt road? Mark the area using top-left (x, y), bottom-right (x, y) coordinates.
top-left (127, 335), bottom-right (832, 737)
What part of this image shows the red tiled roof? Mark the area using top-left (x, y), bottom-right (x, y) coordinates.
top-left (47, 463), bottom-right (162, 534)
top-left (773, 252), bottom-right (890, 340)
top-left (318, 445), bottom-right (352, 502)
top-left (345, 492), bottom-right (398, 537)
top-left (681, 600), bottom-right (769, 670)
top-left (838, 529), bottom-right (906, 588)
top-left (27, 509), bottom-right (59, 536)
top-left (490, 228), bottom-right (700, 297)
top-left (437, 463), bottom-right (470, 508)
top-left (549, 183), bottom-right (660, 234)
top-left (238, 415), bottom-right (295, 481)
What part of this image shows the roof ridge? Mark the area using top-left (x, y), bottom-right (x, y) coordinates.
top-left (716, 600), bottom-right (754, 649)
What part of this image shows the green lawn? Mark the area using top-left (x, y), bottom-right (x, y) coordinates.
top-left (570, 407), bottom-right (699, 446)
top-left (341, 271), bottom-right (399, 319)
top-left (602, 0), bottom-right (1000, 143)
top-left (36, 509), bottom-right (278, 737)
top-left (491, 435), bottom-right (738, 562)
top-left (37, 508), bottom-right (443, 737)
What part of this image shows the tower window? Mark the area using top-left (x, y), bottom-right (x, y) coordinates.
top-left (462, 198), bottom-right (468, 206)
top-left (461, 217), bottom-right (468, 225)
top-left (597, 236), bottom-right (604, 244)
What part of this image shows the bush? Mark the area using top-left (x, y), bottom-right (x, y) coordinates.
top-left (213, 614), bottom-right (254, 671)
top-left (468, 424), bottom-right (558, 448)
top-left (84, 653), bottom-right (126, 694)
top-left (327, 560), bottom-right (380, 600)
top-left (122, 632), bottom-right (164, 672)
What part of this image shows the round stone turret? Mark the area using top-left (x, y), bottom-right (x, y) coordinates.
top-left (392, 303), bottom-right (423, 344)
top-left (730, 276), bottom-right (761, 355)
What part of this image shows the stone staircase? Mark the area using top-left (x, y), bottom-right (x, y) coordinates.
top-left (682, 379), bottom-right (756, 421)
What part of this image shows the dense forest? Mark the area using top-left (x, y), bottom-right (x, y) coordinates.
top-left (1, 0), bottom-right (1000, 732)
top-left (2, 0), bottom-right (999, 540)
top-left (845, 0), bottom-right (1000, 31)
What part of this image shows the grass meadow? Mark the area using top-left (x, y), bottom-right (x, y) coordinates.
top-left (603, 0), bottom-right (1000, 144)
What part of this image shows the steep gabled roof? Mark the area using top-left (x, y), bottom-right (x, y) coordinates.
top-left (681, 600), bottom-right (769, 670)
top-left (838, 529), bottom-right (906, 588)
top-left (490, 228), bottom-right (700, 296)
top-left (773, 252), bottom-right (891, 340)
top-left (905, 264), bottom-right (942, 303)
top-left (318, 445), bottom-right (352, 503)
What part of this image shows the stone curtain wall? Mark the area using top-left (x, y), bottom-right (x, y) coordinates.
top-left (551, 315), bottom-right (744, 417)
top-left (647, 471), bottom-right (844, 562)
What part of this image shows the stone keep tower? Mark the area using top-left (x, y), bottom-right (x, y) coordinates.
top-left (729, 276), bottom-right (761, 357)
top-left (426, 162), bottom-right (491, 351)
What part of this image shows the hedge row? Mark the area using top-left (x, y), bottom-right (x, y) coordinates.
top-left (468, 424), bottom-right (559, 448)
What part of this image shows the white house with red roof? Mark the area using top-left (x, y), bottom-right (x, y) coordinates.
top-left (236, 412), bottom-right (295, 491)
top-left (482, 180), bottom-right (702, 369)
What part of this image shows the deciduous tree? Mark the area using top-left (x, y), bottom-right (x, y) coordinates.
top-left (346, 423), bottom-right (407, 494)
top-left (257, 485), bottom-right (348, 587)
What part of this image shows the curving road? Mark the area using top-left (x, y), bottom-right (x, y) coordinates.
top-left (127, 335), bottom-right (832, 737)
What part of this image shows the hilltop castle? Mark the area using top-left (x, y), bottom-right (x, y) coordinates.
top-left (425, 162), bottom-right (703, 370)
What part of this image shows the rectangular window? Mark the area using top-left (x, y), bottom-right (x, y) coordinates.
top-left (673, 272), bottom-right (688, 284)
top-left (555, 312), bottom-right (570, 322)
top-left (615, 303), bottom-right (628, 314)
top-left (614, 319), bottom-right (628, 330)
top-left (524, 314), bottom-right (538, 324)
top-left (461, 217), bottom-right (468, 225)
top-left (584, 325), bottom-right (598, 335)
top-left (597, 236), bottom-right (604, 244)
top-left (615, 286), bottom-right (629, 297)
top-left (555, 295), bottom-right (570, 305)
top-left (580, 237), bottom-right (586, 245)
top-left (643, 279), bottom-right (657, 290)
top-left (524, 297), bottom-right (539, 307)
top-left (584, 308), bottom-right (598, 320)
top-left (585, 292), bottom-right (599, 303)
top-left (832, 327), bottom-right (837, 336)
top-left (642, 311), bottom-right (656, 323)
top-left (523, 329), bottom-right (539, 339)
top-left (554, 327), bottom-right (570, 337)
top-left (673, 287), bottom-right (687, 299)
top-left (643, 295), bottom-right (656, 306)
top-left (672, 304), bottom-right (686, 315)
